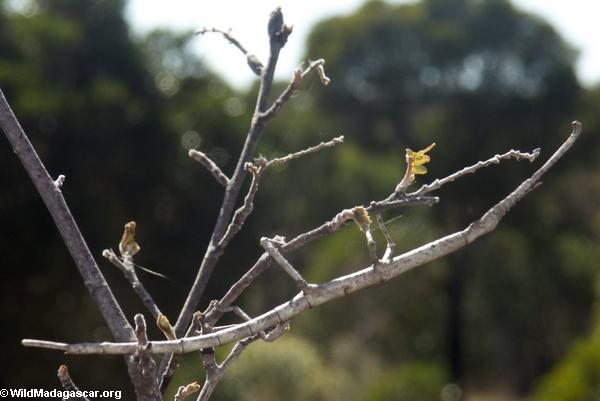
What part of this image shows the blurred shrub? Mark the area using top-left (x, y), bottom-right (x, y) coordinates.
top-left (530, 336), bottom-right (600, 401)
top-left (212, 336), bottom-right (327, 401)
top-left (530, 277), bottom-right (600, 401)
top-left (358, 361), bottom-right (450, 401)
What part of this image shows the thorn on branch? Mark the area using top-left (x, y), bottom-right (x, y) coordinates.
top-left (189, 149), bottom-right (230, 187)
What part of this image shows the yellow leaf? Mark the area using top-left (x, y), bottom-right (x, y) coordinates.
top-left (412, 164), bottom-right (428, 175)
top-left (396, 143), bottom-right (436, 193)
top-left (407, 143), bottom-right (435, 176)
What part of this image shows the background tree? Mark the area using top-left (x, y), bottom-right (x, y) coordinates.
top-left (261, 0), bottom-right (590, 394)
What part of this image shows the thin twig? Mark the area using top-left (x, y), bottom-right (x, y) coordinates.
top-left (222, 305), bottom-right (252, 321)
top-left (57, 365), bottom-right (90, 401)
top-left (410, 147), bottom-right (541, 196)
top-left (206, 194), bottom-right (436, 326)
top-left (170, 8), bottom-right (292, 348)
top-left (364, 228), bottom-right (378, 264)
top-left (158, 10), bottom-right (293, 387)
top-left (260, 237), bottom-right (313, 292)
top-left (219, 335), bottom-right (259, 370)
top-left (189, 149), bottom-right (230, 187)
top-left (217, 162), bottom-right (263, 248)
top-left (196, 27), bottom-right (264, 76)
top-left (265, 135), bottom-right (344, 168)
top-left (220, 304), bottom-right (289, 341)
top-left (350, 207), bottom-right (379, 264)
top-left (218, 135), bottom-right (344, 249)
top-left (376, 213), bottom-right (396, 262)
top-left (0, 89), bottom-right (134, 342)
top-left (260, 59), bottom-right (330, 122)
top-left (103, 249), bottom-right (162, 319)
top-left (23, 122), bottom-right (581, 355)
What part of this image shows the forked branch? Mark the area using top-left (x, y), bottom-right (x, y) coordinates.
top-left (21, 122), bottom-right (582, 355)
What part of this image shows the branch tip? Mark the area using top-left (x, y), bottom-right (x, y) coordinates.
top-left (189, 149), bottom-right (230, 187)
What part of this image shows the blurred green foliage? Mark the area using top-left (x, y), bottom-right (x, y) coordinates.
top-left (1, 0), bottom-right (599, 399)
top-left (531, 277), bottom-right (600, 401)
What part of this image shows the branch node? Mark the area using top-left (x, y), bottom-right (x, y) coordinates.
top-left (260, 237), bottom-right (313, 291)
top-left (53, 174), bottom-right (65, 189)
top-left (261, 322), bottom-right (290, 342)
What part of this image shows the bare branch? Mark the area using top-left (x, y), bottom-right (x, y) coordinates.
top-left (260, 237), bottom-right (313, 292)
top-left (57, 365), bottom-right (90, 401)
top-left (265, 135), bottom-right (344, 168)
top-left (188, 149), bottom-right (230, 187)
top-left (0, 89), bottom-right (134, 343)
top-left (222, 305), bottom-right (252, 322)
top-left (410, 147), bottom-right (541, 196)
top-left (103, 249), bottom-right (162, 319)
top-left (208, 194), bottom-right (436, 326)
top-left (220, 335), bottom-right (259, 371)
top-left (260, 59), bottom-right (330, 122)
top-left (170, 8), bottom-right (293, 351)
top-left (376, 214), bottom-right (396, 262)
top-left (196, 27), bottom-right (263, 76)
top-left (217, 162), bottom-right (263, 248)
top-left (218, 135), bottom-right (344, 249)
top-left (23, 122), bottom-right (581, 355)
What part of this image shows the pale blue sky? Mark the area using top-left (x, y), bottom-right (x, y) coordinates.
top-left (126, 0), bottom-right (600, 89)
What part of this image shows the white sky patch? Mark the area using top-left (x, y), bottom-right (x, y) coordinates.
top-left (126, 0), bottom-right (600, 89)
